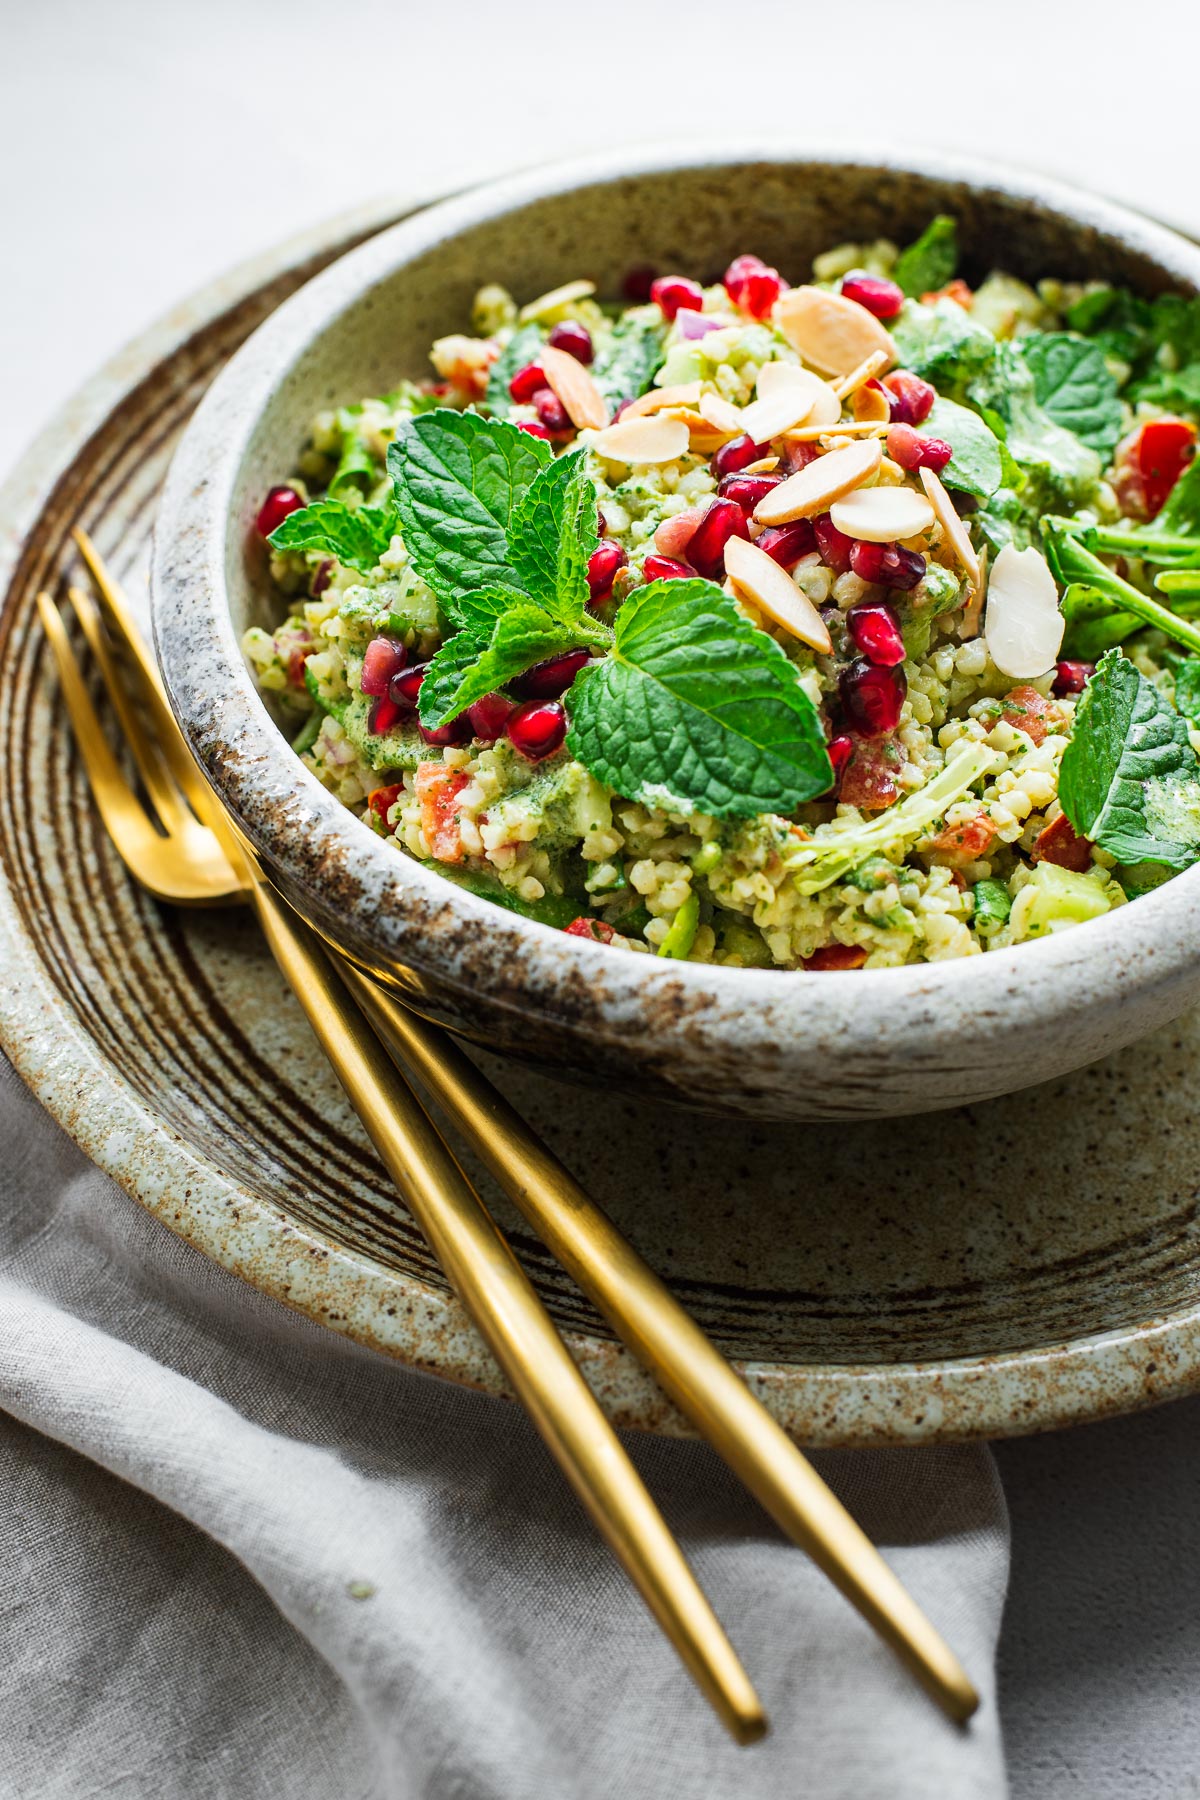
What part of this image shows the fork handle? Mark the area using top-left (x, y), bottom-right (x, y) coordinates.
top-left (346, 972), bottom-right (978, 1726)
top-left (250, 883), bottom-right (765, 1745)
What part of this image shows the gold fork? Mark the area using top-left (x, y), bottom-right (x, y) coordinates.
top-left (41, 532), bottom-right (979, 1729)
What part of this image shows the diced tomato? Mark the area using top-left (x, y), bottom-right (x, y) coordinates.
top-left (1137, 418), bottom-right (1196, 517)
top-left (1032, 812), bottom-right (1093, 873)
top-left (838, 735), bottom-right (903, 810)
top-left (921, 278), bottom-right (973, 308)
top-left (804, 944), bottom-right (868, 971)
top-left (286, 646), bottom-right (310, 688)
top-left (414, 763), bottom-right (470, 863)
top-left (366, 782), bottom-right (404, 834)
top-left (999, 684), bottom-right (1063, 747)
top-left (927, 808), bottom-right (995, 862)
top-left (565, 917), bottom-right (616, 944)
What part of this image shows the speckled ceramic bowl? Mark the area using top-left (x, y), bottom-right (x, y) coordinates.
top-left (152, 143), bottom-right (1200, 1122)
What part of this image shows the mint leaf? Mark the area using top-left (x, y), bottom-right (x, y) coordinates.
top-left (893, 215), bottom-right (958, 298)
top-left (566, 579), bottom-right (831, 818)
top-left (419, 606), bottom-right (602, 728)
top-left (484, 323), bottom-right (544, 419)
top-left (509, 448), bottom-right (598, 619)
top-left (890, 298), bottom-right (995, 391)
top-left (1020, 333), bottom-right (1123, 455)
top-left (970, 344), bottom-right (1100, 511)
top-left (1059, 649), bottom-right (1200, 868)
top-left (590, 315), bottom-right (666, 407)
top-left (387, 409), bottom-right (550, 614)
top-left (923, 396), bottom-right (1003, 498)
top-left (447, 583), bottom-right (538, 633)
top-left (269, 499), bottom-right (398, 573)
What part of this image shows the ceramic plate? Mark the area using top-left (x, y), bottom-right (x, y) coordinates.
top-left (3, 196), bottom-right (1200, 1447)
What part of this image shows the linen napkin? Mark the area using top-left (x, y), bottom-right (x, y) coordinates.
top-left (0, 1052), bottom-right (1009, 1799)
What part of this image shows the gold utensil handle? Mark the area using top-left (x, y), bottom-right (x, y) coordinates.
top-left (347, 972), bottom-right (978, 1726)
top-left (251, 882), bottom-right (766, 1745)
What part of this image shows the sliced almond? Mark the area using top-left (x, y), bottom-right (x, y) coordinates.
top-left (742, 455), bottom-right (780, 473)
top-left (672, 411), bottom-right (728, 453)
top-left (984, 543), bottom-right (1063, 678)
top-left (698, 391), bottom-right (745, 435)
top-left (725, 535), bottom-right (832, 654)
top-left (852, 380), bottom-right (891, 423)
top-left (755, 438), bottom-right (883, 524)
top-left (774, 286), bottom-right (896, 378)
top-left (589, 413), bottom-right (691, 464)
top-left (834, 350), bottom-right (891, 400)
top-left (519, 279), bottom-right (596, 322)
top-left (919, 466), bottom-right (980, 587)
top-left (738, 387), bottom-right (818, 444)
top-left (959, 546), bottom-right (988, 639)
top-left (753, 362), bottom-right (842, 427)
top-left (754, 361), bottom-right (809, 398)
top-left (784, 420), bottom-right (889, 442)
top-left (539, 345), bottom-right (610, 431)
top-left (829, 485), bottom-right (936, 543)
top-left (622, 382), bottom-right (703, 421)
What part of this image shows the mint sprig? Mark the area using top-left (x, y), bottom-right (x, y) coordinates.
top-left (566, 579), bottom-right (831, 818)
top-left (508, 448), bottom-right (598, 618)
top-left (268, 499), bottom-right (398, 573)
top-left (1059, 649), bottom-right (1200, 868)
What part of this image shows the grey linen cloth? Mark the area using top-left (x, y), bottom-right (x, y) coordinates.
top-left (0, 1054), bottom-right (1010, 1799)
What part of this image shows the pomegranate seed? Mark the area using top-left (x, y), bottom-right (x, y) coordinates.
top-left (840, 272), bottom-right (904, 319)
top-left (507, 699), bottom-right (567, 759)
top-left (723, 253), bottom-right (784, 319)
top-left (565, 916), bottom-right (616, 943)
top-left (883, 370), bottom-right (936, 425)
top-left (513, 648), bottom-right (592, 699)
top-left (717, 472), bottom-right (783, 515)
top-left (813, 513), bottom-right (854, 574)
top-left (1053, 659), bottom-right (1095, 696)
top-left (755, 521), bottom-right (816, 568)
top-left (643, 554), bottom-right (696, 582)
top-left (839, 658), bottom-right (907, 737)
top-left (311, 558), bottom-right (333, 596)
top-left (650, 275), bottom-right (705, 321)
top-left (508, 362), bottom-right (547, 403)
top-left (686, 499), bottom-right (750, 579)
top-left (781, 440), bottom-right (821, 475)
top-left (419, 715), bottom-right (472, 747)
top-left (369, 694), bottom-right (405, 735)
top-left (587, 539), bottom-right (628, 601)
top-left (915, 436), bottom-right (953, 473)
top-left (360, 635), bottom-right (408, 697)
top-left (848, 539), bottom-right (926, 590)
top-left (547, 320), bottom-right (593, 364)
top-left (886, 423), bottom-right (923, 470)
top-left (532, 387), bottom-right (571, 433)
top-left (256, 485), bottom-right (304, 538)
top-left (467, 692), bottom-right (515, 740)
top-left (827, 734), bottom-right (853, 783)
top-left (623, 265), bottom-right (657, 303)
top-left (847, 600), bottom-right (906, 667)
top-left (389, 663), bottom-right (426, 709)
top-left (517, 419), bottom-right (551, 439)
top-left (713, 433), bottom-right (769, 478)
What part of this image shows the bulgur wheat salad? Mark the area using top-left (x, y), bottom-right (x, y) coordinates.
top-left (244, 219), bottom-right (1200, 971)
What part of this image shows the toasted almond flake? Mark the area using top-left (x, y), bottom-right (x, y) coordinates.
top-left (754, 438), bottom-right (883, 525)
top-left (725, 536), bottom-right (832, 654)
top-left (518, 279), bottom-right (596, 322)
top-left (754, 362), bottom-right (842, 427)
top-left (671, 411), bottom-right (728, 453)
top-left (852, 381), bottom-right (891, 423)
top-left (829, 485), bottom-right (936, 543)
top-left (623, 382), bottom-right (703, 420)
top-left (784, 420), bottom-right (889, 442)
top-left (774, 286), bottom-right (897, 378)
top-left (984, 543), bottom-right (1062, 678)
top-left (742, 455), bottom-right (780, 473)
top-left (959, 546), bottom-right (988, 639)
top-left (539, 346), bottom-right (609, 431)
top-left (589, 414), bottom-right (691, 464)
top-left (919, 466), bottom-right (980, 587)
top-left (698, 391), bottom-right (745, 435)
top-left (834, 350), bottom-right (891, 400)
top-left (738, 387), bottom-right (818, 444)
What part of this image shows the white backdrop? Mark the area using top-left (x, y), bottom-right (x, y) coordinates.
top-left (6, 3), bottom-right (1200, 1794)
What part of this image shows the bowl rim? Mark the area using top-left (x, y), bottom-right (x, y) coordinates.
top-left (152, 139), bottom-right (1200, 1050)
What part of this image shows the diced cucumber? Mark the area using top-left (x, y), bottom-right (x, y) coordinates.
top-left (1010, 863), bottom-right (1111, 940)
top-left (972, 877), bottom-right (1012, 936)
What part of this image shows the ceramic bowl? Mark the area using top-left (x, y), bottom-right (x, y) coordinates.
top-left (152, 143), bottom-right (1200, 1122)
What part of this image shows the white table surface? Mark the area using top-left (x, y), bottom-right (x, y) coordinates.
top-left (7, 2), bottom-right (1200, 1793)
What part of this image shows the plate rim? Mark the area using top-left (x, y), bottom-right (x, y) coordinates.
top-left (0, 190), bottom-right (1194, 1447)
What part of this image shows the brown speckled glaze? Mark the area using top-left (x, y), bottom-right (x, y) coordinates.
top-left (153, 145), bottom-right (1200, 1124)
top-left (3, 166), bottom-right (1200, 1446)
